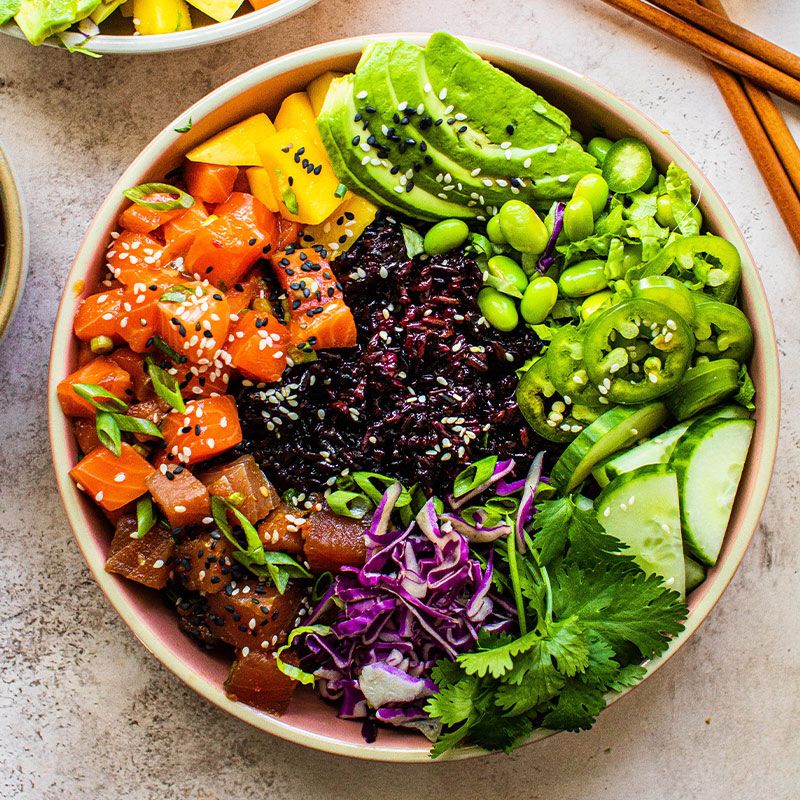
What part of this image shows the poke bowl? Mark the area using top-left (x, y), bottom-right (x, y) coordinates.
top-left (48, 34), bottom-right (780, 761)
top-left (0, 141), bottom-right (27, 344)
top-left (0, 0), bottom-right (320, 55)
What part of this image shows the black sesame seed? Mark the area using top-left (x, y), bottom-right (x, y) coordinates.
top-left (297, 147), bottom-right (305, 156)
top-left (234, 283), bottom-right (244, 292)
top-left (305, 309), bottom-right (315, 318)
top-left (344, 212), bottom-right (355, 221)
top-left (354, 113), bottom-right (362, 122)
top-left (506, 124), bottom-right (515, 134)
top-left (205, 266), bottom-right (213, 274)
top-left (203, 330), bottom-right (213, 338)
top-left (248, 238), bottom-right (257, 246)
top-left (165, 472), bottom-right (175, 481)
top-left (458, 125), bottom-right (468, 133)
top-left (281, 145), bottom-right (291, 153)
top-left (178, 324), bottom-right (186, 337)
top-left (288, 176), bottom-right (294, 186)
top-left (405, 181), bottom-right (414, 192)
top-left (195, 424), bottom-right (201, 436)
top-left (314, 165), bottom-right (322, 175)
top-left (365, 106), bottom-right (376, 113)
top-left (390, 165), bottom-right (400, 175)
top-left (213, 293), bottom-right (223, 301)
top-left (424, 155), bottom-right (434, 165)
top-left (352, 135), bottom-right (361, 146)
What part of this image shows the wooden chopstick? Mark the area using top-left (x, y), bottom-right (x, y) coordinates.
top-left (649, 0), bottom-right (800, 82)
top-left (702, 60), bottom-right (800, 251)
top-left (695, 0), bottom-right (800, 251)
top-left (697, 0), bottom-right (800, 195)
top-left (596, 0), bottom-right (800, 106)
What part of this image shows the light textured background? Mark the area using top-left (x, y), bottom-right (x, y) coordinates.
top-left (0, 1), bottom-right (798, 797)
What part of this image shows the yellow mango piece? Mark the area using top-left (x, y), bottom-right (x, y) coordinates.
top-left (300, 194), bottom-right (378, 258)
top-left (184, 0), bottom-right (242, 22)
top-left (307, 71), bottom-right (345, 116)
top-left (256, 127), bottom-right (342, 225)
top-left (274, 92), bottom-right (324, 150)
top-left (245, 167), bottom-right (279, 213)
top-left (186, 114), bottom-right (276, 167)
top-left (133, 0), bottom-right (191, 34)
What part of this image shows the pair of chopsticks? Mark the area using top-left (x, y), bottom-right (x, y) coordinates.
top-left (598, 0), bottom-right (800, 252)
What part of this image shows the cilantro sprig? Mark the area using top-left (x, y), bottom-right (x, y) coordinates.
top-left (425, 495), bottom-right (687, 757)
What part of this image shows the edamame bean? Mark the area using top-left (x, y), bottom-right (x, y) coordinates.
top-left (570, 127), bottom-right (584, 144)
top-left (423, 218), bottom-right (470, 255)
top-left (486, 214), bottom-right (507, 245)
top-left (655, 195), bottom-right (702, 230)
top-left (478, 287), bottom-right (519, 332)
top-left (520, 276), bottom-right (558, 324)
top-left (572, 174), bottom-right (609, 218)
top-left (487, 255), bottom-right (528, 295)
top-left (586, 136), bottom-right (613, 163)
top-left (497, 200), bottom-right (549, 255)
top-left (558, 258), bottom-right (609, 298)
top-left (579, 289), bottom-right (614, 321)
top-left (563, 197), bottom-right (595, 242)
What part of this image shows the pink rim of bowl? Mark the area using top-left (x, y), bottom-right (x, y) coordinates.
top-left (48, 34), bottom-right (780, 762)
top-left (0, 0), bottom-right (320, 55)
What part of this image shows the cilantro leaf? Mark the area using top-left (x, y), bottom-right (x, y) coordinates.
top-left (429, 722), bottom-right (472, 759)
top-left (494, 643), bottom-right (564, 714)
top-left (551, 563), bottom-right (687, 659)
top-left (469, 712), bottom-right (533, 754)
top-left (735, 363), bottom-right (756, 410)
top-left (540, 679), bottom-right (607, 731)
top-left (607, 663), bottom-right (647, 692)
top-left (458, 628), bottom-right (546, 679)
top-left (424, 675), bottom-right (480, 726)
top-left (531, 496), bottom-right (630, 568)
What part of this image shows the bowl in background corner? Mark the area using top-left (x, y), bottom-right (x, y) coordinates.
top-left (0, 141), bottom-right (28, 344)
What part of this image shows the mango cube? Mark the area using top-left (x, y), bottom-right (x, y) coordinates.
top-left (184, 0), bottom-right (242, 21)
top-left (274, 92), bottom-right (323, 150)
top-left (256, 127), bottom-right (342, 225)
top-left (300, 194), bottom-right (378, 258)
top-left (186, 113), bottom-right (276, 167)
top-left (306, 71), bottom-right (345, 116)
top-left (133, 0), bottom-right (191, 34)
top-left (245, 166), bottom-right (279, 213)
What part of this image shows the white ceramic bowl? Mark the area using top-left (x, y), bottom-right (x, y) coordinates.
top-left (48, 34), bottom-right (780, 761)
top-left (0, 141), bottom-right (28, 343)
top-left (0, 0), bottom-right (319, 54)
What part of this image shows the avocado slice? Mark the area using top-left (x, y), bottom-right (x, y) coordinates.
top-left (354, 42), bottom-right (513, 212)
top-left (0, 0), bottom-right (21, 25)
top-left (319, 33), bottom-right (599, 220)
top-left (14, 0), bottom-right (75, 44)
top-left (317, 75), bottom-right (475, 221)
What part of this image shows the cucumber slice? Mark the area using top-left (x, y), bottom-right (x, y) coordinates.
top-left (592, 421), bottom-right (689, 487)
top-left (694, 403), bottom-right (751, 424)
top-left (669, 417), bottom-right (755, 566)
top-left (596, 465), bottom-right (685, 597)
top-left (550, 402), bottom-right (668, 493)
top-left (684, 555), bottom-right (706, 593)
top-left (665, 358), bottom-right (740, 420)
top-left (601, 138), bottom-right (653, 193)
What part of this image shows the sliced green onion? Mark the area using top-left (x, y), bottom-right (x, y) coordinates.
top-left (352, 472), bottom-right (412, 507)
top-left (73, 383), bottom-right (129, 414)
top-left (226, 491), bottom-right (246, 506)
top-left (311, 571), bottom-right (334, 602)
top-left (122, 182), bottom-right (194, 211)
top-left (326, 490), bottom-right (372, 519)
top-left (95, 411), bottom-right (122, 457)
top-left (452, 456), bottom-right (498, 498)
top-left (113, 413), bottom-right (164, 439)
top-left (136, 496), bottom-right (156, 539)
top-left (159, 285), bottom-right (195, 304)
top-left (90, 335), bottom-right (115, 355)
top-left (334, 183), bottom-right (347, 199)
top-left (287, 344), bottom-right (317, 365)
top-left (174, 118), bottom-right (192, 133)
top-left (145, 358), bottom-right (185, 413)
top-left (151, 335), bottom-right (181, 363)
top-left (276, 625), bottom-right (332, 683)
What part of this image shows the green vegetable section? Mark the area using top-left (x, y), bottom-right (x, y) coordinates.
top-left (426, 494), bottom-right (686, 756)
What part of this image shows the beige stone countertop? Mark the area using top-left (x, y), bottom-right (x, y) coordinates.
top-left (0, 0), bottom-right (798, 797)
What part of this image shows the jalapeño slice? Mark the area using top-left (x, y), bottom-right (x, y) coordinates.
top-left (516, 357), bottom-right (601, 444)
top-left (583, 298), bottom-right (695, 404)
top-left (545, 325), bottom-right (605, 408)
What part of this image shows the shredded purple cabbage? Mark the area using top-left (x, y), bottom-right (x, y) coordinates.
top-left (296, 487), bottom-right (513, 734)
top-left (536, 202), bottom-right (566, 274)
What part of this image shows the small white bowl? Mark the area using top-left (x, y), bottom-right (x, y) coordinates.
top-left (0, 142), bottom-right (28, 343)
top-left (0, 0), bottom-right (319, 55)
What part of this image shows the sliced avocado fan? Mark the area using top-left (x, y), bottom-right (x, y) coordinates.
top-left (317, 32), bottom-right (599, 221)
